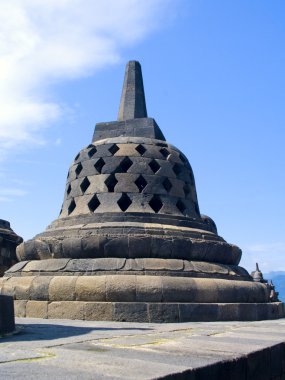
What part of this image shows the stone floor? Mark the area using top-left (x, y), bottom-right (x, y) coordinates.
top-left (0, 317), bottom-right (285, 379)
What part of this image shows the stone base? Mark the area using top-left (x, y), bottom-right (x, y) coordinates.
top-left (0, 295), bottom-right (15, 334)
top-left (14, 300), bottom-right (284, 322)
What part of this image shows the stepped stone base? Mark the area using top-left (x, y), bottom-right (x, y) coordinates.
top-left (14, 300), bottom-right (284, 322)
top-left (2, 258), bottom-right (283, 322)
top-left (0, 295), bottom-right (15, 334)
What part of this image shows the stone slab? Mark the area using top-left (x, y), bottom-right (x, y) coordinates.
top-left (1, 318), bottom-right (285, 379)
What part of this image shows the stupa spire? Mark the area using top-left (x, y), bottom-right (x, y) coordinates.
top-left (118, 60), bottom-right (147, 121)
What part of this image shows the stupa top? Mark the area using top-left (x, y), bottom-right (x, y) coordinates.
top-left (92, 61), bottom-right (165, 142)
top-left (118, 60), bottom-right (148, 121)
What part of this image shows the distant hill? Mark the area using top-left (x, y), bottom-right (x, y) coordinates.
top-left (264, 272), bottom-right (285, 302)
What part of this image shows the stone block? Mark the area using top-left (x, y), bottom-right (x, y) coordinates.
top-left (246, 348), bottom-right (270, 380)
top-left (75, 276), bottom-right (106, 301)
top-left (179, 303), bottom-right (219, 322)
top-left (106, 275), bottom-right (136, 302)
top-left (161, 276), bottom-right (194, 302)
top-left (48, 301), bottom-right (85, 320)
top-left (128, 236), bottom-right (151, 258)
top-left (14, 300), bottom-right (27, 317)
top-left (113, 302), bottom-right (148, 322)
top-left (148, 303), bottom-right (180, 323)
top-left (23, 258), bottom-right (69, 272)
top-left (217, 303), bottom-right (239, 321)
top-left (84, 302), bottom-right (113, 321)
top-left (26, 300), bottom-right (48, 318)
top-left (49, 276), bottom-right (77, 301)
top-left (104, 237), bottom-right (129, 258)
top-left (30, 276), bottom-right (52, 300)
top-left (13, 276), bottom-right (34, 300)
top-left (136, 276), bottom-right (162, 302)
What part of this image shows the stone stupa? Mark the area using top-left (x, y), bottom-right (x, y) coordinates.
top-left (1, 61), bottom-right (283, 322)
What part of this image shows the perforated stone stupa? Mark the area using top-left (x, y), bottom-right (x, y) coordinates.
top-left (1, 61), bottom-right (283, 322)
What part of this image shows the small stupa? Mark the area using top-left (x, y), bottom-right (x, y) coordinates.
top-left (1, 61), bottom-right (283, 322)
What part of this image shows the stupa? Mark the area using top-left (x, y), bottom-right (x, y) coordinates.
top-left (0, 219), bottom-right (22, 276)
top-left (1, 61), bottom-right (283, 322)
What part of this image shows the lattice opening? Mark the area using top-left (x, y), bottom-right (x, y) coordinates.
top-left (117, 193), bottom-right (132, 211)
top-left (67, 171), bottom-right (70, 179)
top-left (88, 194), bottom-right (100, 212)
top-left (94, 158), bottom-right (105, 174)
top-left (179, 153), bottom-right (187, 163)
top-left (135, 175), bottom-right (147, 192)
top-left (160, 148), bottom-right (170, 158)
top-left (149, 159), bottom-right (160, 173)
top-left (149, 195), bottom-right (163, 213)
top-left (117, 157), bottom-right (133, 173)
top-left (68, 199), bottom-right (76, 215)
top-left (88, 146), bottom-right (97, 158)
top-left (105, 174), bottom-right (118, 192)
top-left (67, 184), bottom-right (72, 195)
top-left (80, 177), bottom-right (90, 193)
top-left (109, 144), bottom-right (120, 155)
top-left (176, 200), bottom-right (186, 214)
top-left (162, 178), bottom-right (172, 192)
top-left (74, 153), bottom-right (80, 161)
top-left (173, 163), bottom-right (182, 176)
top-left (75, 162), bottom-right (83, 177)
top-left (183, 184), bottom-right (190, 197)
top-left (135, 144), bottom-right (146, 156)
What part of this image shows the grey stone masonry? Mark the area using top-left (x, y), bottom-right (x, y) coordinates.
top-left (118, 60), bottom-right (147, 121)
top-left (0, 219), bottom-right (22, 276)
top-left (2, 60), bottom-right (283, 323)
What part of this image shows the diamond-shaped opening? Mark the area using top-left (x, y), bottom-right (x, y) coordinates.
top-left (75, 162), bottom-right (83, 177)
top-left (173, 163), bottom-right (182, 176)
top-left (117, 193), bottom-right (132, 212)
top-left (88, 146), bottom-right (97, 158)
top-left (149, 195), bottom-right (163, 213)
top-left (109, 144), bottom-right (120, 155)
top-left (68, 199), bottom-right (76, 215)
top-left (74, 153), bottom-right (80, 161)
top-left (66, 184), bottom-right (72, 195)
top-left (135, 144), bottom-right (146, 156)
top-left (80, 177), bottom-right (90, 193)
top-left (105, 174), bottom-right (118, 192)
top-left (176, 200), bottom-right (186, 215)
top-left (179, 153), bottom-right (187, 163)
top-left (94, 158), bottom-right (105, 174)
top-left (183, 184), bottom-right (190, 197)
top-left (135, 175), bottom-right (147, 193)
top-left (88, 194), bottom-right (100, 212)
top-left (156, 142), bottom-right (168, 148)
top-left (117, 157), bottom-right (133, 173)
top-left (160, 148), bottom-right (170, 158)
top-left (149, 159), bottom-right (160, 174)
top-left (162, 178), bottom-right (172, 192)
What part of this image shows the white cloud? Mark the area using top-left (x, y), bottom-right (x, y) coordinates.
top-left (241, 242), bottom-right (285, 272)
top-left (0, 0), bottom-right (173, 158)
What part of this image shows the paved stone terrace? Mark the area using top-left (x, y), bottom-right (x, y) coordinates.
top-left (0, 318), bottom-right (285, 379)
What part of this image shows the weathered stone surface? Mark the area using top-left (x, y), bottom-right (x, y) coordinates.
top-left (2, 60), bottom-right (283, 323)
top-left (0, 219), bottom-right (22, 276)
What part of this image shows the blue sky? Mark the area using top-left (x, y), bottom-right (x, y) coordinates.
top-left (0, 0), bottom-right (284, 273)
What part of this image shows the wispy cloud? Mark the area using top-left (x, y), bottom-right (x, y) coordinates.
top-left (241, 242), bottom-right (285, 272)
top-left (0, 187), bottom-right (27, 202)
top-left (0, 0), bottom-right (173, 158)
